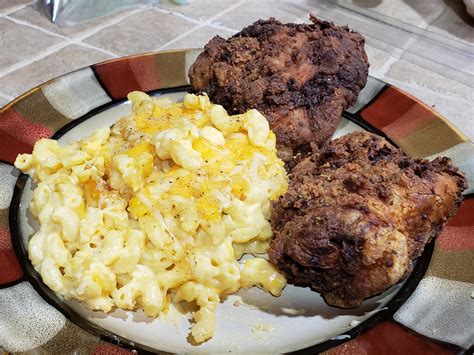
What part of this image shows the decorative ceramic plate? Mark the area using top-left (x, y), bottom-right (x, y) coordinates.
top-left (1, 49), bottom-right (472, 353)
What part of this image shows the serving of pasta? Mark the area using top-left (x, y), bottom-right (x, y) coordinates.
top-left (14, 91), bottom-right (288, 342)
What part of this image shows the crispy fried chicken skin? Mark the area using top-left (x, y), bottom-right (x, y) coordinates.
top-left (189, 16), bottom-right (369, 161)
top-left (268, 131), bottom-right (467, 307)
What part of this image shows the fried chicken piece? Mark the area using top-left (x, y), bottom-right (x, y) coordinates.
top-left (189, 16), bottom-right (369, 161)
top-left (268, 131), bottom-right (467, 308)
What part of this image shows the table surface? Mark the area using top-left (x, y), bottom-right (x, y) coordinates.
top-left (0, 1), bottom-right (472, 354)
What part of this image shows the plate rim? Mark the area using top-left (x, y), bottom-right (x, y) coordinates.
top-left (2, 48), bottom-right (468, 353)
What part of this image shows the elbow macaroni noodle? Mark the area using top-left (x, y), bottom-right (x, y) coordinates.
top-left (15, 92), bottom-right (288, 343)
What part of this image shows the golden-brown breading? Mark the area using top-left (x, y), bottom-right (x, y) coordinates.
top-left (268, 131), bottom-right (467, 307)
top-left (189, 16), bottom-right (369, 161)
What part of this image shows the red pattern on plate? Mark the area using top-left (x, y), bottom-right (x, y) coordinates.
top-left (94, 52), bottom-right (186, 100)
top-left (379, 104), bottom-right (434, 141)
top-left (90, 344), bottom-right (133, 355)
top-left (94, 59), bottom-right (143, 100)
top-left (438, 226), bottom-right (474, 251)
top-left (438, 198), bottom-right (474, 251)
top-left (0, 223), bottom-right (12, 250)
top-left (0, 225), bottom-right (23, 284)
top-left (129, 55), bottom-right (162, 93)
top-left (94, 55), bottom-right (161, 100)
top-left (0, 108), bottom-right (52, 163)
top-left (325, 321), bottom-right (454, 355)
top-left (442, 197), bottom-right (474, 227)
top-left (360, 87), bottom-right (437, 137)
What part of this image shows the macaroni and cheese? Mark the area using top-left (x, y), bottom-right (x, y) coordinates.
top-left (14, 92), bottom-right (288, 342)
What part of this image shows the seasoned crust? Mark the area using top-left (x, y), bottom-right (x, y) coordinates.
top-left (189, 16), bottom-right (369, 161)
top-left (268, 131), bottom-right (467, 307)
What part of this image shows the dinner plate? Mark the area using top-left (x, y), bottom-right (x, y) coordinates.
top-left (0, 49), bottom-right (471, 353)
